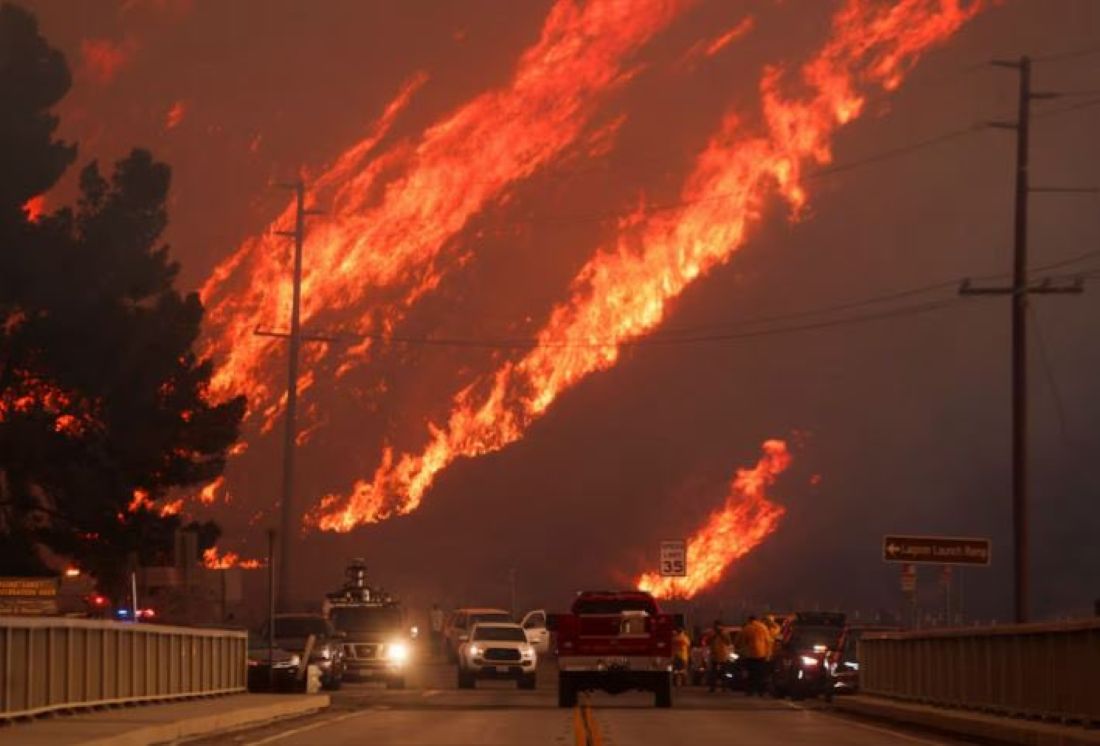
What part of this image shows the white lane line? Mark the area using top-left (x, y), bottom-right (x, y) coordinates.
top-left (242, 710), bottom-right (369, 745)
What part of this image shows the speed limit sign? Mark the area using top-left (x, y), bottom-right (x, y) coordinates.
top-left (660, 540), bottom-right (687, 577)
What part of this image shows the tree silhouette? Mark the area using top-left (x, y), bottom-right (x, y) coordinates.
top-left (0, 3), bottom-right (245, 596)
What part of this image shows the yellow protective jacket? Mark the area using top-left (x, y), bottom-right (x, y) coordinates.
top-left (734, 620), bottom-right (771, 660)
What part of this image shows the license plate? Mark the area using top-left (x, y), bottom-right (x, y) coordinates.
top-left (497, 666), bottom-right (511, 673)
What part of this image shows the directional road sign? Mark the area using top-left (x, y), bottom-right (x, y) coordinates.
top-left (883, 535), bottom-right (991, 566)
top-left (660, 540), bottom-right (687, 577)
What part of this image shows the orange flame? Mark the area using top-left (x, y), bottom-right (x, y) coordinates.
top-left (22, 195), bottom-right (46, 222)
top-left (202, 547), bottom-right (262, 570)
top-left (312, 0), bottom-right (982, 532)
top-left (637, 439), bottom-right (791, 599)
top-left (199, 476), bottom-right (227, 505)
top-left (705, 16), bottom-right (756, 58)
top-left (199, 0), bottom-right (689, 431)
top-left (164, 100), bottom-right (186, 130)
top-left (128, 488), bottom-right (153, 513)
top-left (79, 38), bottom-right (132, 84)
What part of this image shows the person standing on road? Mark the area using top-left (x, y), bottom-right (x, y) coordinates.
top-left (734, 615), bottom-right (771, 696)
top-left (671, 626), bottom-right (691, 687)
top-left (429, 603), bottom-right (445, 657)
top-left (763, 614), bottom-right (782, 659)
top-left (706, 620), bottom-right (732, 693)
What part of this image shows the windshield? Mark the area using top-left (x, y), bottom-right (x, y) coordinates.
top-left (271, 617), bottom-right (328, 639)
top-left (789, 625), bottom-right (843, 651)
top-left (469, 612), bottom-right (511, 626)
top-left (331, 606), bottom-right (402, 633)
top-left (473, 626), bottom-right (526, 642)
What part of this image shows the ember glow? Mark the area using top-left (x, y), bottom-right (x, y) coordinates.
top-left (199, 0), bottom-right (689, 432)
top-left (312, 0), bottom-right (982, 532)
top-left (22, 195), bottom-right (46, 222)
top-left (637, 439), bottom-right (791, 599)
top-left (202, 547), bottom-right (262, 570)
top-left (79, 38), bottom-right (131, 84)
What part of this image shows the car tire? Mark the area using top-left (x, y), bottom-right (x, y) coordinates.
top-left (654, 674), bottom-right (673, 708)
top-left (386, 676), bottom-right (406, 690)
top-left (558, 675), bottom-right (577, 708)
top-left (518, 674), bottom-right (537, 690)
top-left (457, 670), bottom-right (475, 689)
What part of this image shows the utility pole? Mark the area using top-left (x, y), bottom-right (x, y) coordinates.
top-left (259, 179), bottom-right (325, 610)
top-left (278, 180), bottom-right (305, 610)
top-left (961, 56), bottom-right (1083, 624)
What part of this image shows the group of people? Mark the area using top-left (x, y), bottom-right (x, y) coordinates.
top-left (669, 615), bottom-right (784, 695)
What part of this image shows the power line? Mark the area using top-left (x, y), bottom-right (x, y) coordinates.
top-left (1035, 97), bottom-right (1100, 121)
top-left (334, 295), bottom-right (982, 351)
top-left (1033, 44), bottom-right (1100, 64)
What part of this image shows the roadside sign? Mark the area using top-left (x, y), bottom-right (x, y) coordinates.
top-left (0, 577), bottom-right (60, 616)
top-left (659, 540), bottom-right (687, 577)
top-left (883, 535), bottom-right (991, 566)
top-left (900, 563), bottom-right (916, 593)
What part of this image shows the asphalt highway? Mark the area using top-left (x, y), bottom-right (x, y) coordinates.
top-left (187, 659), bottom-right (967, 746)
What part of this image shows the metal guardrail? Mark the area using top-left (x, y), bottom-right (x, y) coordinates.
top-left (0, 616), bottom-right (247, 718)
top-left (859, 618), bottom-right (1100, 724)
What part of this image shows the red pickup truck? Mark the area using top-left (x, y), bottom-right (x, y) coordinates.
top-left (550, 590), bottom-right (677, 708)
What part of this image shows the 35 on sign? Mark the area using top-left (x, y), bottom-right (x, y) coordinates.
top-left (659, 540), bottom-right (687, 577)
top-left (661, 558), bottom-right (685, 575)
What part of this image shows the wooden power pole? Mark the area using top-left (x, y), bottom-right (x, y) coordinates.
top-left (961, 55), bottom-right (1083, 623)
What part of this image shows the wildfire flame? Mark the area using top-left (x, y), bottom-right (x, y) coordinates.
top-left (637, 439), bottom-right (791, 598)
top-left (312, 0), bottom-right (982, 532)
top-left (202, 547), bottom-right (262, 570)
top-left (199, 0), bottom-right (689, 434)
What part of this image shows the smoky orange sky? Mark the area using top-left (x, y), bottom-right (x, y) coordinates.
top-left (22, 0), bottom-right (1100, 621)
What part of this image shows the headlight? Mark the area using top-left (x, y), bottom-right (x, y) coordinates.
top-left (467, 644), bottom-right (482, 657)
top-left (845, 661), bottom-right (859, 671)
top-left (800, 655), bottom-right (819, 668)
top-left (812, 644), bottom-right (828, 654)
top-left (728, 652), bottom-right (740, 662)
top-left (521, 645), bottom-right (535, 658)
top-left (386, 642), bottom-right (410, 663)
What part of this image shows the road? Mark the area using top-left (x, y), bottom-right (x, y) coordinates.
top-left (188, 659), bottom-right (964, 746)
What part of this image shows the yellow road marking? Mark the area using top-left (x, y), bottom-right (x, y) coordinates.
top-left (584, 701), bottom-right (604, 746)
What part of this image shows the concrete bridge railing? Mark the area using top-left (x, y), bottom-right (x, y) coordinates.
top-left (0, 616), bottom-right (247, 718)
top-left (860, 618), bottom-right (1100, 724)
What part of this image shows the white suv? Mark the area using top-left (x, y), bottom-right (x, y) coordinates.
top-left (457, 622), bottom-right (537, 690)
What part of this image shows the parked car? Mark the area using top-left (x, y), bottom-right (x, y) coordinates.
top-left (259, 613), bottom-right (346, 690)
top-left (770, 611), bottom-right (846, 700)
top-left (247, 638), bottom-right (304, 692)
top-left (520, 609), bottom-right (551, 655)
top-left (444, 608), bottom-right (512, 662)
top-left (832, 624), bottom-right (901, 694)
top-left (456, 622), bottom-right (537, 690)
